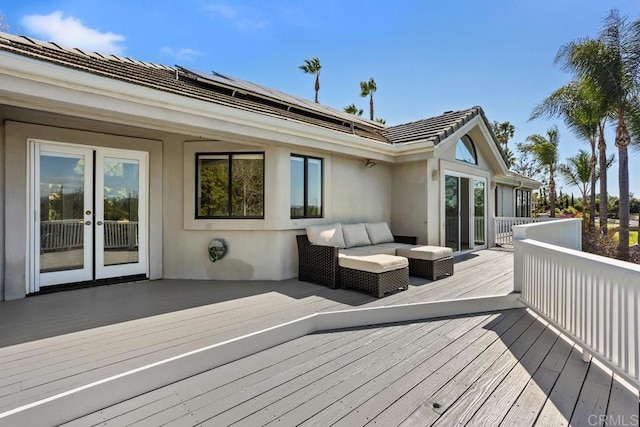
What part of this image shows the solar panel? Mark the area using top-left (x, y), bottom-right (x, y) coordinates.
top-left (177, 66), bottom-right (384, 129)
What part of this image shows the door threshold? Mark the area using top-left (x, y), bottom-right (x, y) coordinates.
top-left (31, 274), bottom-right (148, 296)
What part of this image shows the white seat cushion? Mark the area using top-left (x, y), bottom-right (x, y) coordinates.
top-left (339, 253), bottom-right (408, 274)
top-left (306, 223), bottom-right (346, 248)
top-left (348, 244), bottom-right (397, 256)
top-left (376, 242), bottom-right (416, 251)
top-left (342, 223), bottom-right (372, 248)
top-left (396, 245), bottom-right (453, 261)
top-left (365, 222), bottom-right (395, 244)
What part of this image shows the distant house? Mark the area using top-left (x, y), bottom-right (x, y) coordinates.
top-left (0, 32), bottom-right (538, 300)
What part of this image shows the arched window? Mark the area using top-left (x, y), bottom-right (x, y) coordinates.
top-left (455, 135), bottom-right (477, 165)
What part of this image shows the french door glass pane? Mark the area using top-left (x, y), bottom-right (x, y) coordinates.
top-left (445, 175), bottom-right (459, 251)
top-left (290, 156), bottom-right (304, 217)
top-left (39, 153), bottom-right (86, 273)
top-left (103, 157), bottom-right (139, 266)
top-left (474, 180), bottom-right (485, 245)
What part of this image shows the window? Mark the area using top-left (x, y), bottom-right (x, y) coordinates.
top-left (455, 135), bottom-right (478, 165)
top-left (516, 189), bottom-right (532, 217)
top-left (196, 153), bottom-right (264, 218)
top-left (291, 155), bottom-right (323, 218)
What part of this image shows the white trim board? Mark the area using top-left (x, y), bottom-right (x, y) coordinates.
top-left (0, 293), bottom-right (524, 426)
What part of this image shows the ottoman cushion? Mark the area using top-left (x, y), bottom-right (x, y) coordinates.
top-left (396, 245), bottom-right (453, 261)
top-left (339, 254), bottom-right (408, 274)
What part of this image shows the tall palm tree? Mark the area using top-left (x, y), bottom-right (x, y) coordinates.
top-left (299, 57), bottom-right (322, 103)
top-left (491, 121), bottom-right (516, 149)
top-left (559, 150), bottom-right (613, 231)
top-left (360, 77), bottom-right (377, 120)
top-left (522, 126), bottom-right (560, 217)
top-left (530, 79), bottom-right (607, 232)
top-left (343, 103), bottom-right (363, 116)
top-left (555, 9), bottom-right (640, 259)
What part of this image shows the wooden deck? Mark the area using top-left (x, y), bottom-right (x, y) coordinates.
top-left (61, 309), bottom-right (640, 426)
top-left (4, 247), bottom-right (632, 425)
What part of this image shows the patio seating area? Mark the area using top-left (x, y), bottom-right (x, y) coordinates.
top-left (1, 248), bottom-right (638, 425)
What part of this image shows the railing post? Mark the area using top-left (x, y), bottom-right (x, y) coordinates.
top-left (512, 225), bottom-right (527, 293)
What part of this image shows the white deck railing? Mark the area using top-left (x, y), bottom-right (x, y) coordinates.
top-left (514, 219), bottom-right (640, 388)
top-left (495, 216), bottom-right (555, 245)
top-left (41, 220), bottom-right (138, 251)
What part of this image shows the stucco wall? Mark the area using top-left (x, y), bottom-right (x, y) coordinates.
top-left (162, 141), bottom-right (393, 281)
top-left (391, 160), bottom-right (430, 244)
top-left (0, 123), bottom-right (4, 299)
top-left (2, 121), bottom-right (163, 300)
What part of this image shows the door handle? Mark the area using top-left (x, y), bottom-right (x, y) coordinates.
top-left (97, 221), bottom-right (103, 226)
top-left (85, 221), bottom-right (91, 226)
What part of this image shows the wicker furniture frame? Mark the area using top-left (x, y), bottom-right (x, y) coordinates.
top-left (408, 256), bottom-right (454, 281)
top-left (296, 234), bottom-right (416, 291)
top-left (339, 265), bottom-right (409, 298)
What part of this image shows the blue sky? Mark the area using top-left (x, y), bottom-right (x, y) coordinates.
top-left (2, 0), bottom-right (640, 197)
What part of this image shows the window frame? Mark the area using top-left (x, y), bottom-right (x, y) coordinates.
top-left (195, 152), bottom-right (265, 219)
top-left (290, 154), bottom-right (324, 219)
top-left (455, 134), bottom-right (478, 165)
top-left (515, 189), bottom-right (532, 217)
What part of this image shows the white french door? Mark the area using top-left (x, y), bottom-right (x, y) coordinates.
top-left (444, 172), bottom-right (487, 253)
top-left (31, 141), bottom-right (148, 292)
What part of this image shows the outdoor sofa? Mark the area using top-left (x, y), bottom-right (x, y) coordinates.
top-left (296, 222), bottom-right (454, 298)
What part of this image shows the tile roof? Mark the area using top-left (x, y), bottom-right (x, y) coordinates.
top-left (384, 106), bottom-right (508, 163)
top-left (0, 32), bottom-right (387, 143)
top-left (0, 31), bottom-right (507, 162)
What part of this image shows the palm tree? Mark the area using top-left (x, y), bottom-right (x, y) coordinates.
top-left (555, 9), bottom-right (640, 259)
top-left (299, 57), bottom-right (322, 103)
top-left (530, 79), bottom-right (607, 232)
top-left (503, 147), bottom-right (516, 168)
top-left (491, 121), bottom-right (516, 149)
top-left (522, 126), bottom-right (560, 217)
top-left (558, 150), bottom-right (613, 232)
top-left (360, 78), bottom-right (377, 120)
top-left (344, 103), bottom-right (363, 116)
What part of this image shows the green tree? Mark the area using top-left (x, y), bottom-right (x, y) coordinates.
top-left (374, 117), bottom-right (386, 124)
top-left (360, 77), bottom-right (377, 120)
top-left (555, 9), bottom-right (640, 259)
top-left (491, 121), bottom-right (515, 149)
top-left (343, 103), bottom-right (363, 116)
top-left (522, 126), bottom-right (560, 217)
top-left (299, 57), bottom-right (322, 103)
top-left (530, 79), bottom-right (608, 232)
top-left (503, 146), bottom-right (516, 168)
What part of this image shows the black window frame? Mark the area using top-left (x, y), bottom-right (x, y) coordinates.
top-left (515, 189), bottom-right (532, 217)
top-left (195, 152), bottom-right (265, 219)
top-left (290, 154), bottom-right (324, 219)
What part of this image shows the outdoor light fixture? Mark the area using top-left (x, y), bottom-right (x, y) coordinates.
top-left (365, 160), bottom-right (376, 168)
top-left (432, 169), bottom-right (439, 181)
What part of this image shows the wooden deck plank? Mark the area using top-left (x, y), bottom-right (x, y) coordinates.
top-left (353, 310), bottom-right (530, 427)
top-left (290, 310), bottom-right (527, 427)
top-left (498, 334), bottom-right (574, 426)
top-left (62, 329), bottom-right (359, 426)
top-left (395, 309), bottom-right (537, 426)
top-left (330, 313), bottom-right (514, 427)
top-left (160, 319), bottom-right (452, 427)
top-left (243, 314), bottom-right (508, 427)
top-left (606, 375), bottom-right (640, 426)
top-left (429, 314), bottom-right (549, 426)
top-left (570, 361), bottom-right (613, 426)
top-left (534, 347), bottom-right (590, 426)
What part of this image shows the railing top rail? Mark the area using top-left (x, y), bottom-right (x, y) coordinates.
top-left (516, 237), bottom-right (640, 274)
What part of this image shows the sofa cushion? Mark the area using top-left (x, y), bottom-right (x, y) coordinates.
top-left (376, 242), bottom-right (416, 251)
top-left (342, 223), bottom-right (372, 248)
top-left (396, 245), bottom-right (453, 261)
top-left (306, 223), bottom-right (346, 248)
top-left (339, 248), bottom-right (371, 257)
top-left (348, 244), bottom-right (397, 256)
top-left (365, 222), bottom-right (395, 244)
top-left (339, 253), bottom-right (408, 274)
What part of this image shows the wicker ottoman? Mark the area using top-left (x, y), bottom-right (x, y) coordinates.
top-left (396, 246), bottom-right (454, 280)
top-left (338, 253), bottom-right (409, 298)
